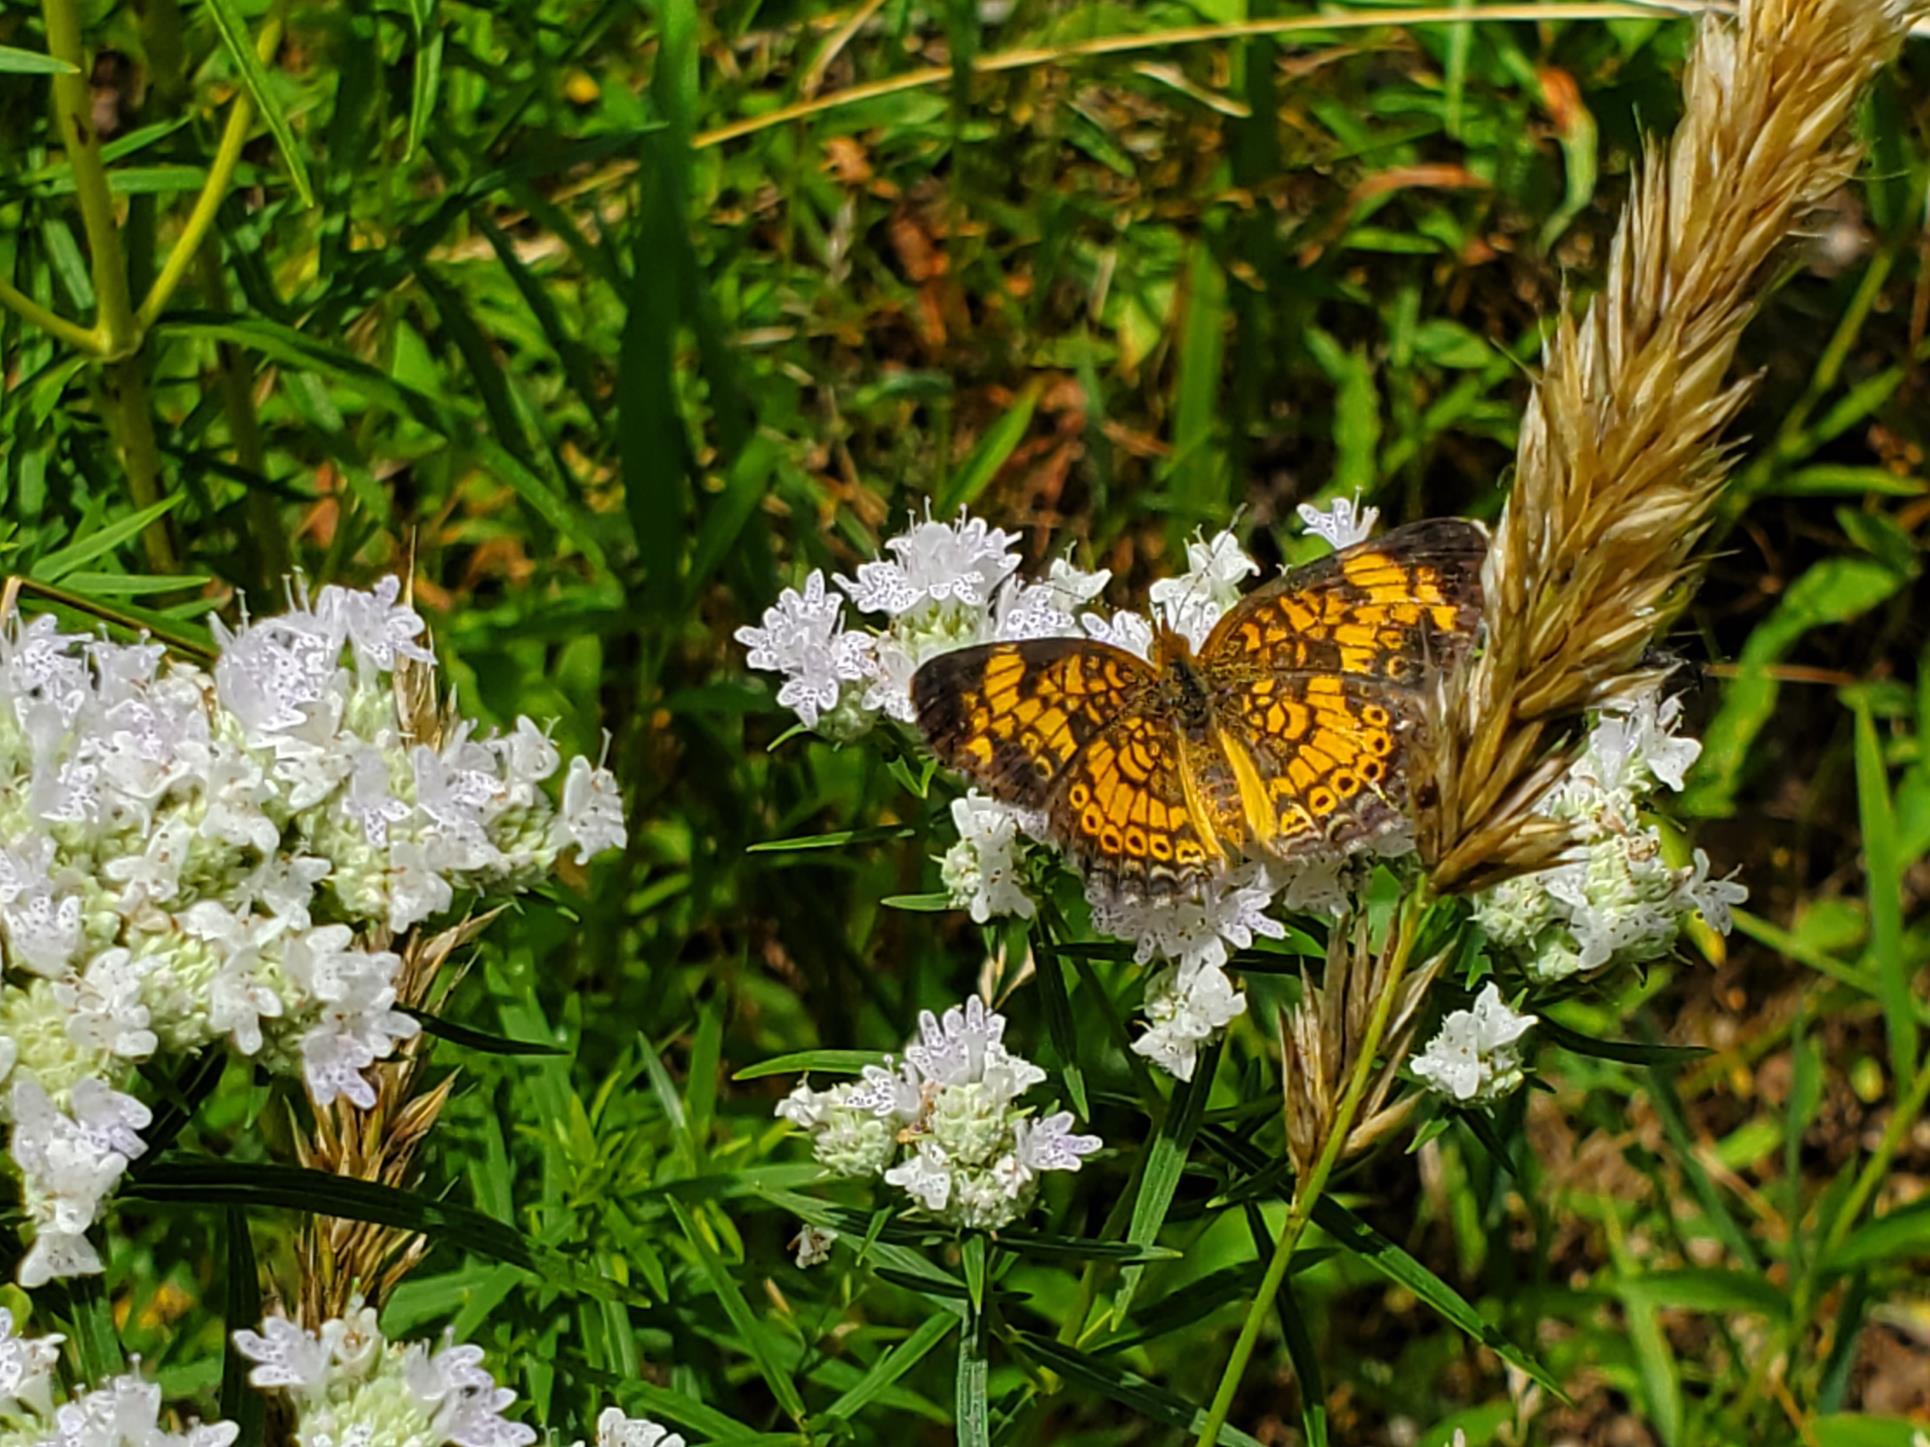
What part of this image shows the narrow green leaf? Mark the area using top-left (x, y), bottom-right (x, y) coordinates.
top-left (1616, 1268), bottom-right (1790, 1320)
top-left (938, 380), bottom-right (1041, 515)
top-left (734, 1049), bottom-right (886, 1081)
top-left (1538, 1017), bottom-right (1710, 1066)
top-left (955, 1305), bottom-right (990, 1447)
top-left (1310, 1199), bottom-right (1564, 1398)
top-left (200, 0), bottom-right (314, 205)
top-left (1853, 700), bottom-right (1911, 1088)
top-left (1165, 239), bottom-right (1228, 534)
top-left (747, 825), bottom-right (917, 853)
top-left (403, 1007), bottom-right (568, 1057)
top-left (1115, 1039), bottom-right (1219, 1324)
top-left (1033, 940), bottom-right (1089, 1117)
top-left (1009, 1332), bottom-right (1267, 1447)
top-left (685, 434), bottom-right (780, 607)
top-left (220, 1207), bottom-right (266, 1447)
top-left (825, 1313), bottom-right (958, 1422)
top-left (668, 1199), bottom-right (807, 1422)
top-left (1638, 1054), bottom-right (1761, 1271)
top-left (0, 45), bottom-right (78, 74)
top-left (405, 22), bottom-right (443, 160)
top-left (961, 1233), bottom-right (987, 1312)
top-left (994, 1232), bottom-right (1179, 1264)
top-left (124, 1160), bottom-right (634, 1303)
top-left (32, 496), bottom-right (185, 582)
top-left (881, 892), bottom-right (954, 911)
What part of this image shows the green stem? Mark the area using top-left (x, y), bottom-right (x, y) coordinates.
top-left (98, 359), bottom-right (179, 572)
top-left (1191, 888), bottom-right (1430, 1447)
top-left (136, 14), bottom-right (283, 333)
top-left (195, 243), bottom-right (286, 590)
top-left (42, 0), bottom-right (135, 355)
top-left (0, 273), bottom-right (102, 353)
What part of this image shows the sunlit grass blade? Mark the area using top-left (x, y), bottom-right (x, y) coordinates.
top-left (200, 0), bottom-right (313, 205)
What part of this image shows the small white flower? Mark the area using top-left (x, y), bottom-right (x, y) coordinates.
top-left (0, 1306), bottom-right (64, 1417)
top-left (56, 949), bottom-right (159, 1060)
top-left (1090, 861), bottom-right (1285, 974)
top-left (234, 1315), bottom-right (333, 1392)
top-left (1013, 1112), bottom-right (1101, 1172)
top-left (1079, 608), bottom-right (1155, 661)
top-left (840, 511), bottom-right (1022, 620)
top-left (940, 793), bottom-right (1037, 924)
top-left (884, 1142), bottom-right (955, 1212)
top-left (1132, 960), bottom-right (1246, 1082)
top-left (792, 1223), bottom-right (838, 1268)
top-left (1572, 687), bottom-right (1701, 796)
top-left (1411, 984), bottom-right (1536, 1105)
top-left (1296, 493), bottom-right (1380, 550)
top-left (734, 570), bottom-right (874, 729)
top-left (1148, 531), bottom-right (1258, 649)
top-left (1682, 847), bottom-right (1748, 934)
top-left (315, 576), bottom-right (432, 673)
top-left (555, 753), bottom-right (627, 864)
top-left (595, 1406), bottom-right (686, 1447)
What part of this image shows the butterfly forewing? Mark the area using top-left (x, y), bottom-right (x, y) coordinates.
top-left (911, 638), bottom-right (1156, 810)
top-left (1202, 518), bottom-right (1485, 685)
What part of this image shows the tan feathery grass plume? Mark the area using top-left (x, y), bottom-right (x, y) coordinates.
top-left (1418, 0), bottom-right (1927, 895)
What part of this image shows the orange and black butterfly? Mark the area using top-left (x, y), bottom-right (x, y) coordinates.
top-left (910, 519), bottom-right (1486, 900)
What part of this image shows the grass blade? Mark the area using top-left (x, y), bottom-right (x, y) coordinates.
top-left (668, 1199), bottom-right (807, 1422)
top-left (200, 0), bottom-right (313, 205)
top-left (1852, 699), bottom-right (1911, 1088)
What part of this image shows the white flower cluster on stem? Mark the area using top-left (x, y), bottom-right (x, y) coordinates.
top-left (742, 502), bottom-right (1412, 1081)
top-left (0, 584), bottom-right (627, 1287)
top-left (0, 1306), bottom-right (237, 1447)
top-left (776, 996), bottom-right (1099, 1230)
top-left (1473, 687), bottom-right (1746, 982)
top-left (235, 1304), bottom-right (538, 1447)
top-left (1411, 983), bottom-right (1537, 1105)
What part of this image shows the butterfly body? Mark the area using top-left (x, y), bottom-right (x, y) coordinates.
top-left (911, 519), bottom-right (1487, 901)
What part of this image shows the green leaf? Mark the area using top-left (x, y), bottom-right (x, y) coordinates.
top-left (200, 0), bottom-right (314, 205)
top-left (0, 45), bottom-right (78, 74)
top-left (1687, 555), bottom-right (1906, 815)
top-left (939, 380), bottom-right (1041, 515)
top-left (824, 1313), bottom-right (958, 1423)
top-left (1008, 1332), bottom-right (1267, 1447)
top-left (403, 1007), bottom-right (569, 1057)
top-left (1827, 1199), bottom-right (1930, 1272)
top-left (881, 892), bottom-right (954, 911)
top-left (1811, 1416), bottom-right (1930, 1447)
top-left (1615, 1268), bottom-right (1790, 1320)
top-left (1310, 1199), bottom-right (1564, 1399)
top-left (1033, 939), bottom-right (1089, 1117)
top-left (1114, 1039), bottom-right (1219, 1324)
top-left (123, 1160), bottom-right (636, 1303)
top-left (685, 434), bottom-right (780, 607)
top-left (1853, 700), bottom-right (1912, 1088)
top-left (31, 496), bottom-right (185, 582)
top-left (734, 1049), bottom-right (886, 1081)
top-left (1165, 240), bottom-right (1228, 532)
top-left (668, 1199), bottom-right (807, 1422)
top-left (747, 825), bottom-right (917, 853)
top-left (1538, 1017), bottom-right (1711, 1066)
top-left (993, 1233), bottom-right (1180, 1264)
top-left (955, 1303), bottom-right (990, 1447)
top-left (219, 1208), bottom-right (265, 1447)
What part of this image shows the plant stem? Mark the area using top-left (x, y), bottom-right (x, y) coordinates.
top-left (137, 14), bottom-right (283, 333)
top-left (196, 243), bottom-right (286, 590)
top-left (1191, 888), bottom-right (1430, 1447)
top-left (42, 0), bottom-right (136, 356)
top-left (97, 359), bottom-right (180, 572)
top-left (0, 273), bottom-right (103, 354)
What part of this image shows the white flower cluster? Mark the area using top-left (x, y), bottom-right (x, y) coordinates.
top-left (0, 585), bottom-right (627, 1286)
top-left (1411, 983), bottom-right (1537, 1105)
top-left (776, 996), bottom-right (1099, 1230)
top-left (1473, 688), bottom-right (1746, 982)
top-left (236, 1305), bottom-right (540, 1447)
top-left (735, 508), bottom-right (1112, 739)
top-left (0, 1307), bottom-right (237, 1447)
top-left (745, 501), bottom-right (1389, 1082)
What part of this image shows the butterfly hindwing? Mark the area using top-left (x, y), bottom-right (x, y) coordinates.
top-left (1206, 668), bottom-right (1425, 858)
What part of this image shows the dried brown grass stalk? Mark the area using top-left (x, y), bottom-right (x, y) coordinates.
top-left (1282, 908), bottom-right (1450, 1175)
top-left (1419, 0), bottom-right (1926, 894)
top-left (292, 645), bottom-right (503, 1325)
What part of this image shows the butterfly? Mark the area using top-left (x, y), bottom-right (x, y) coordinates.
top-left (910, 518), bottom-right (1487, 900)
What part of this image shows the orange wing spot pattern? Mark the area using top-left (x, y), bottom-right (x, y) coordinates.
top-left (912, 518), bottom-right (1485, 902)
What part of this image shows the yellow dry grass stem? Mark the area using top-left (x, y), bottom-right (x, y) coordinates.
top-left (1418, 0), bottom-right (1928, 896)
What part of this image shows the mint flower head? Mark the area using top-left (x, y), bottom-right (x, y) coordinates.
top-left (0, 585), bottom-right (628, 1286)
top-left (235, 1306), bottom-right (534, 1447)
top-left (775, 996), bottom-right (1099, 1232)
top-left (1473, 686), bottom-right (1745, 983)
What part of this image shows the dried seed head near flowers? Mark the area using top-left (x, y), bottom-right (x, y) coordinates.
top-left (911, 518), bottom-right (1487, 903)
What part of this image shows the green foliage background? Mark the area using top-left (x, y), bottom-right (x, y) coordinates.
top-left (1, 0), bottom-right (1928, 1442)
